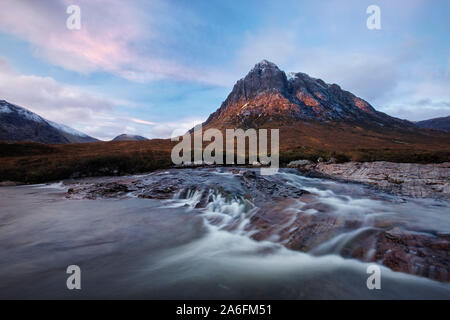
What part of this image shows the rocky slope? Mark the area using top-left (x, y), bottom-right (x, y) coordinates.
top-left (415, 116), bottom-right (450, 132)
top-left (289, 160), bottom-right (450, 200)
top-left (0, 100), bottom-right (98, 144)
top-left (204, 60), bottom-right (412, 129)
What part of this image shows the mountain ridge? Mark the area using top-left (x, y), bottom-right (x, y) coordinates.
top-left (415, 116), bottom-right (450, 132)
top-left (0, 100), bottom-right (98, 144)
top-left (203, 60), bottom-right (412, 129)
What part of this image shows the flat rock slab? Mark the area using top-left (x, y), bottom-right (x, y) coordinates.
top-left (311, 161), bottom-right (450, 201)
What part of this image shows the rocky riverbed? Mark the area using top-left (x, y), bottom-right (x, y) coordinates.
top-left (288, 161), bottom-right (450, 201)
top-left (1, 167), bottom-right (449, 299)
top-left (65, 167), bottom-right (450, 282)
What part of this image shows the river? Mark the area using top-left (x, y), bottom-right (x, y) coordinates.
top-left (0, 168), bottom-right (449, 299)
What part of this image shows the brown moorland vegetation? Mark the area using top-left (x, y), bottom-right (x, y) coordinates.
top-left (1, 122), bottom-right (449, 184)
top-left (0, 139), bottom-right (174, 184)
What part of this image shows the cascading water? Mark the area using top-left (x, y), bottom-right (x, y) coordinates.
top-left (0, 167), bottom-right (449, 299)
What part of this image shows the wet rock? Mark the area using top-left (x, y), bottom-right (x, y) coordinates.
top-left (139, 185), bottom-right (178, 199)
top-left (251, 201), bottom-right (450, 282)
top-left (374, 228), bottom-right (450, 282)
top-left (63, 167), bottom-right (450, 282)
top-left (0, 181), bottom-right (21, 187)
top-left (83, 183), bottom-right (130, 199)
top-left (312, 161), bottom-right (450, 200)
top-left (243, 170), bottom-right (257, 179)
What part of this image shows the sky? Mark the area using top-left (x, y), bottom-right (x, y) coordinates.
top-left (0, 0), bottom-right (448, 140)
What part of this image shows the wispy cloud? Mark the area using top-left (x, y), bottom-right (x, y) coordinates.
top-left (0, 0), bottom-right (224, 84)
top-left (130, 118), bottom-right (157, 126)
top-left (233, 24), bottom-right (418, 105)
top-left (0, 57), bottom-right (196, 140)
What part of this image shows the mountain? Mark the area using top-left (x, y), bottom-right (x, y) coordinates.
top-left (204, 60), bottom-right (411, 128)
top-left (112, 134), bottom-right (148, 141)
top-left (0, 100), bottom-right (98, 144)
top-left (201, 60), bottom-right (449, 152)
top-left (415, 116), bottom-right (450, 132)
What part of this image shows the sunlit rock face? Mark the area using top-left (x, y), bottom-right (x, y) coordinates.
top-left (203, 60), bottom-right (411, 128)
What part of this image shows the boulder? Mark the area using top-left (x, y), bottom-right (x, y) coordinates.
top-left (287, 159), bottom-right (314, 168)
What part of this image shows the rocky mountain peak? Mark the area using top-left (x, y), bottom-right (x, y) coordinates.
top-left (222, 60), bottom-right (288, 106)
top-left (203, 60), bottom-right (410, 128)
top-left (250, 59), bottom-right (281, 73)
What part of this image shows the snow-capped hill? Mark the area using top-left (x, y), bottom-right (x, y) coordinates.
top-left (47, 120), bottom-right (90, 138)
top-left (0, 102), bottom-right (13, 114)
top-left (0, 100), bottom-right (45, 123)
top-left (0, 100), bottom-right (99, 144)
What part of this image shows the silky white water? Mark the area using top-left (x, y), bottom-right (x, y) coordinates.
top-left (0, 169), bottom-right (448, 299)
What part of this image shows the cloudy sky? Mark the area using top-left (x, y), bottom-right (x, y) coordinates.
top-left (0, 0), bottom-right (448, 140)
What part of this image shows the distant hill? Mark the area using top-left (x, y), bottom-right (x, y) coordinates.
top-left (0, 100), bottom-right (98, 144)
top-left (415, 116), bottom-right (450, 132)
top-left (112, 134), bottom-right (148, 141)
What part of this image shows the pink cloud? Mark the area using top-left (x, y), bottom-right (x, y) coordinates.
top-left (0, 0), bottom-right (214, 83)
top-left (130, 118), bottom-right (157, 126)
